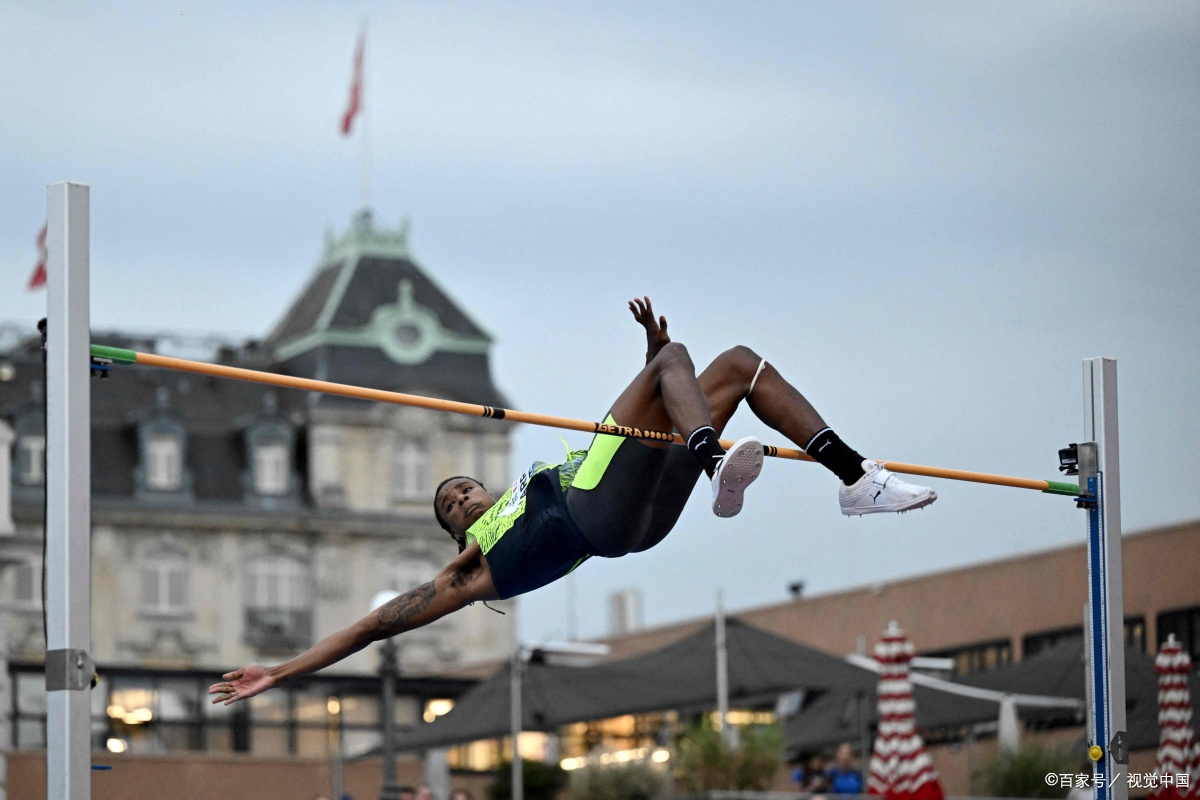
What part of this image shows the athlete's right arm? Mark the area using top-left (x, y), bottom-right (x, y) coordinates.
top-left (207, 543), bottom-right (497, 706)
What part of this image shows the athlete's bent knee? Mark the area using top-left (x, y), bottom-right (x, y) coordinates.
top-left (711, 345), bottom-right (761, 383)
top-left (653, 341), bottom-right (694, 373)
top-left (722, 345), bottom-right (761, 371)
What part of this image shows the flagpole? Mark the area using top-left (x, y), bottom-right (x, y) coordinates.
top-left (359, 17), bottom-right (372, 213)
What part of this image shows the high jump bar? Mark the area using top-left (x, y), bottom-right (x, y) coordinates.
top-left (90, 344), bottom-right (1079, 496)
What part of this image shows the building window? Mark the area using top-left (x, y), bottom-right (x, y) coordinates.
top-left (394, 558), bottom-right (438, 594)
top-left (1124, 616), bottom-right (1146, 653)
top-left (484, 445), bottom-right (508, 489)
top-left (145, 433), bottom-right (182, 491)
top-left (10, 558), bottom-right (40, 608)
top-left (253, 442), bottom-right (289, 496)
top-left (8, 662), bottom-right (410, 755)
top-left (16, 434), bottom-right (45, 485)
top-left (1024, 617), bottom-right (1148, 660)
top-left (925, 639), bottom-right (1013, 676)
top-left (1157, 605), bottom-right (1200, 665)
top-left (310, 431), bottom-right (345, 508)
top-left (140, 551), bottom-right (189, 616)
top-left (391, 439), bottom-right (430, 501)
top-left (245, 555), bottom-right (313, 650)
top-left (1023, 626), bottom-right (1083, 659)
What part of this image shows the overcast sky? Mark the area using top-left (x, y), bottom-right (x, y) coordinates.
top-left (3, 2), bottom-right (1198, 648)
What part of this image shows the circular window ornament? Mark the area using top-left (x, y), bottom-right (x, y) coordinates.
top-left (394, 322), bottom-right (422, 346)
top-left (371, 279), bottom-right (441, 365)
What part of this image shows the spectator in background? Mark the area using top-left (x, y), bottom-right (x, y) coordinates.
top-left (449, 791), bottom-right (475, 800)
top-left (827, 743), bottom-right (863, 794)
top-left (416, 785), bottom-right (435, 800)
top-left (399, 787), bottom-right (416, 800)
top-left (803, 754), bottom-right (831, 793)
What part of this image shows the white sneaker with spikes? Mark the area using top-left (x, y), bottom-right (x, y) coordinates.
top-left (839, 459), bottom-right (937, 516)
top-left (711, 436), bottom-right (764, 518)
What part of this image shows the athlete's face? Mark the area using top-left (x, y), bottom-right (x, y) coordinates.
top-left (436, 478), bottom-right (496, 535)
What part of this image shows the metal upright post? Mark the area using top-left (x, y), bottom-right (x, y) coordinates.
top-left (511, 645), bottom-right (523, 800)
top-left (379, 639), bottom-right (402, 800)
top-left (45, 181), bottom-right (93, 800)
top-left (1082, 358), bottom-right (1127, 800)
top-left (331, 697), bottom-right (344, 800)
top-left (715, 591), bottom-right (730, 744)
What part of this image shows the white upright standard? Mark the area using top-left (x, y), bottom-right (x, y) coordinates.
top-left (1083, 358), bottom-right (1127, 800)
top-left (45, 182), bottom-right (95, 800)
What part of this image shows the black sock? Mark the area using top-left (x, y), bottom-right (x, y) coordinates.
top-left (686, 426), bottom-right (725, 479)
top-left (804, 428), bottom-right (866, 485)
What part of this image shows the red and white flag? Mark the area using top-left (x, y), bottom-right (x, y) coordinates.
top-left (340, 32), bottom-right (365, 136)
top-left (27, 224), bottom-right (47, 290)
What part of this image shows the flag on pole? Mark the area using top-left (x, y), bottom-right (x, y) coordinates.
top-left (341, 32), bottom-right (365, 136)
top-left (28, 224), bottom-right (47, 290)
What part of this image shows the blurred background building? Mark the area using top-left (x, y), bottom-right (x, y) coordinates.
top-left (2, 215), bottom-right (1198, 797)
top-left (0, 211), bottom-right (518, 761)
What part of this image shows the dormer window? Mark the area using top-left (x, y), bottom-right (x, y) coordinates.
top-left (253, 441), bottom-right (289, 496)
top-left (391, 439), bottom-right (430, 502)
top-left (145, 432), bottom-right (182, 491)
top-left (241, 395), bottom-right (295, 504)
top-left (16, 434), bottom-right (45, 485)
top-left (135, 389), bottom-right (191, 499)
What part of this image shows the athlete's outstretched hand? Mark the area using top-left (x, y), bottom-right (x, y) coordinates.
top-left (208, 665), bottom-right (276, 706)
top-left (629, 296), bottom-right (670, 363)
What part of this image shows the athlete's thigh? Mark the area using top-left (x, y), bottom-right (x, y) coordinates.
top-left (566, 437), bottom-right (668, 557)
top-left (630, 356), bottom-right (748, 552)
top-left (696, 355), bottom-right (747, 436)
top-left (604, 361), bottom-right (675, 448)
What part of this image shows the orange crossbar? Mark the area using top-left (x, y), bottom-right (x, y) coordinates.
top-left (124, 350), bottom-right (1063, 494)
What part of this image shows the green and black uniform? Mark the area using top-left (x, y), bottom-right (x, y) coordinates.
top-left (467, 416), bottom-right (706, 599)
top-left (465, 450), bottom-right (593, 600)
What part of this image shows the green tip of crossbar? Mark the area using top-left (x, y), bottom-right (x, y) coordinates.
top-left (90, 344), bottom-right (137, 364)
top-left (1043, 480), bottom-right (1081, 497)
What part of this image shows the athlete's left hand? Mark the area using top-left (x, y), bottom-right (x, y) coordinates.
top-left (629, 296), bottom-right (670, 362)
top-left (208, 665), bottom-right (276, 706)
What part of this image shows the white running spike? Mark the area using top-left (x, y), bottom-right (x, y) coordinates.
top-left (711, 436), bottom-right (763, 518)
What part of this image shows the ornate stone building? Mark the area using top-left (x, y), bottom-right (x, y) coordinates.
top-left (0, 212), bottom-right (517, 758)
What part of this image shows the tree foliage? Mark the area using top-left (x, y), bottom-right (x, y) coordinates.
top-left (673, 722), bottom-right (782, 792)
top-left (567, 762), bottom-right (668, 800)
top-left (978, 741), bottom-right (1081, 798)
top-left (488, 760), bottom-right (569, 800)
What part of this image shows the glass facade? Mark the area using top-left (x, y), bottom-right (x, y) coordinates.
top-left (924, 638), bottom-right (1014, 676)
top-left (10, 663), bottom-right (470, 757)
top-left (1022, 616), bottom-right (1147, 660)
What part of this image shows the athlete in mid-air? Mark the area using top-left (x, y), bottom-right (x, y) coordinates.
top-left (209, 297), bottom-right (935, 705)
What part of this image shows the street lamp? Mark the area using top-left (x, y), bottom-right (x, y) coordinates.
top-left (510, 641), bottom-right (611, 800)
top-left (372, 590), bottom-right (403, 800)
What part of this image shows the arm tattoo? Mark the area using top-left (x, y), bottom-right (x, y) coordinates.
top-left (376, 582), bottom-right (437, 634)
